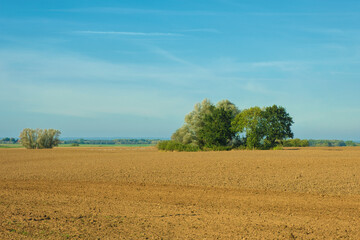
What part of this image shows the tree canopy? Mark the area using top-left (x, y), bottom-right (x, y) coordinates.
top-left (171, 99), bottom-right (239, 147)
top-left (166, 99), bottom-right (294, 151)
top-left (19, 128), bottom-right (61, 149)
top-left (232, 106), bottom-right (265, 149)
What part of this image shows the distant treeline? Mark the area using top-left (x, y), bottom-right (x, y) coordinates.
top-left (308, 139), bottom-right (359, 147)
top-left (1, 137), bottom-right (359, 147)
top-left (0, 137), bottom-right (18, 144)
top-left (279, 139), bottom-right (359, 147)
top-left (282, 139), bottom-right (310, 147)
top-left (62, 139), bottom-right (160, 145)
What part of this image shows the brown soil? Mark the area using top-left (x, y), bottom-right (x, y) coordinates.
top-left (1, 147), bottom-right (360, 239)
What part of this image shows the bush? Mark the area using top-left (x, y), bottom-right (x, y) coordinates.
top-left (157, 140), bottom-right (237, 152)
top-left (71, 143), bottom-right (80, 147)
top-left (19, 128), bottom-right (61, 149)
top-left (283, 138), bottom-right (309, 147)
top-left (272, 145), bottom-right (284, 150)
top-left (157, 140), bottom-right (200, 152)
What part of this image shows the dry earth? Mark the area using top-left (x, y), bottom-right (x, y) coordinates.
top-left (0, 147), bottom-right (360, 239)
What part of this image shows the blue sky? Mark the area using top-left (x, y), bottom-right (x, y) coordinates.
top-left (1, 0), bottom-right (360, 139)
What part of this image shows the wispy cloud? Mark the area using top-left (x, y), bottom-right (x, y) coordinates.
top-left (49, 7), bottom-right (221, 16)
top-left (0, 50), bottom-right (195, 118)
top-left (251, 61), bottom-right (308, 71)
top-left (178, 28), bottom-right (220, 33)
top-left (150, 47), bottom-right (193, 65)
top-left (149, 46), bottom-right (208, 72)
top-left (245, 12), bottom-right (360, 17)
top-left (74, 31), bottom-right (183, 37)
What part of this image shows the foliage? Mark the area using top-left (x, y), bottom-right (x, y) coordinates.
top-left (308, 139), bottom-right (358, 147)
top-left (171, 125), bottom-right (194, 144)
top-left (197, 107), bottom-right (237, 148)
top-left (232, 107), bottom-right (265, 149)
top-left (262, 105), bottom-right (294, 148)
top-left (63, 139), bottom-right (159, 145)
top-left (172, 99), bottom-right (240, 147)
top-left (231, 105), bottom-right (294, 149)
top-left (0, 137), bottom-right (18, 144)
top-left (0, 144), bottom-right (23, 148)
top-left (283, 139), bottom-right (309, 147)
top-left (176, 98), bottom-right (214, 145)
top-left (168, 99), bottom-right (295, 151)
top-left (345, 140), bottom-right (358, 146)
top-left (157, 140), bottom-right (200, 152)
top-left (272, 145), bottom-right (284, 150)
top-left (19, 128), bottom-right (61, 149)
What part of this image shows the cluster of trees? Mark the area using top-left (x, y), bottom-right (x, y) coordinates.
top-left (0, 137), bottom-right (18, 144)
top-left (63, 139), bottom-right (159, 145)
top-left (283, 139), bottom-right (310, 147)
top-left (160, 99), bottom-right (294, 151)
top-left (308, 139), bottom-right (359, 147)
top-left (19, 128), bottom-right (61, 149)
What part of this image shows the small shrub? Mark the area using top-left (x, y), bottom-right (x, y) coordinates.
top-left (273, 145), bottom-right (283, 150)
top-left (157, 140), bottom-right (200, 152)
top-left (71, 143), bottom-right (80, 147)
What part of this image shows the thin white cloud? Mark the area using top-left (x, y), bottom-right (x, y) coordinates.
top-left (75, 31), bottom-right (183, 37)
top-left (50, 7), bottom-right (221, 16)
top-left (178, 28), bottom-right (220, 33)
top-left (149, 46), bottom-right (208, 72)
top-left (251, 61), bottom-right (308, 71)
top-left (150, 47), bottom-right (192, 65)
top-left (245, 12), bottom-right (360, 17)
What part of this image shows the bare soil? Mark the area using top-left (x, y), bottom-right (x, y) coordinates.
top-left (1, 147), bottom-right (360, 239)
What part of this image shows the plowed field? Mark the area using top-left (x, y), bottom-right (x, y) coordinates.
top-left (1, 147), bottom-right (360, 239)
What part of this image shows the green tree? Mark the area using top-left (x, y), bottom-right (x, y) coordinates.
top-left (216, 99), bottom-right (240, 118)
top-left (19, 128), bottom-right (38, 149)
top-left (171, 99), bottom-right (214, 145)
top-left (36, 129), bottom-right (61, 149)
top-left (345, 140), bottom-right (357, 146)
top-left (262, 105), bottom-right (294, 148)
top-left (197, 107), bottom-right (236, 147)
top-left (171, 99), bottom-right (240, 148)
top-left (171, 125), bottom-right (194, 145)
top-left (19, 128), bottom-right (61, 149)
top-left (232, 107), bottom-right (265, 149)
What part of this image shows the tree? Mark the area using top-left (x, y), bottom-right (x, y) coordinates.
top-left (172, 99), bottom-right (240, 148)
top-left (262, 105), bottom-right (294, 148)
top-left (232, 107), bottom-right (265, 149)
top-left (197, 107), bottom-right (236, 147)
top-left (19, 128), bottom-right (38, 149)
top-left (171, 99), bottom-right (215, 145)
top-left (36, 129), bottom-right (61, 149)
top-left (171, 125), bottom-right (193, 145)
top-left (19, 128), bottom-right (61, 149)
top-left (216, 99), bottom-right (240, 118)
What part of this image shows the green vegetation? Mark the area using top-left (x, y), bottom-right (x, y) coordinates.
top-left (283, 139), bottom-right (310, 147)
top-left (160, 99), bottom-right (294, 151)
top-left (62, 138), bottom-right (159, 145)
top-left (19, 128), bottom-right (61, 149)
top-left (0, 137), bottom-right (18, 144)
top-left (171, 99), bottom-right (240, 149)
top-left (0, 144), bottom-right (23, 148)
top-left (157, 140), bottom-right (200, 152)
top-left (308, 139), bottom-right (359, 147)
top-left (58, 144), bottom-right (154, 147)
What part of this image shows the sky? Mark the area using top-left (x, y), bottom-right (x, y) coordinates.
top-left (1, 0), bottom-right (360, 139)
